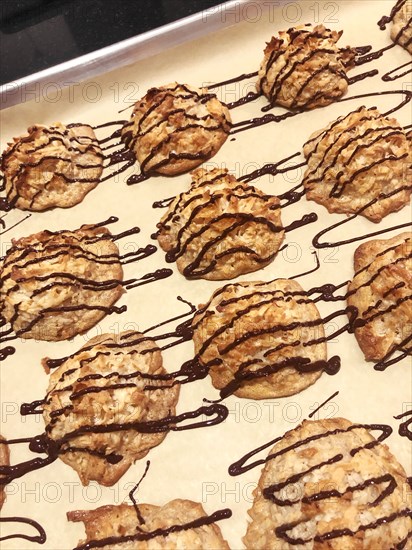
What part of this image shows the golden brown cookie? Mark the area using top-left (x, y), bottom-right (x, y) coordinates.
top-left (0, 436), bottom-right (10, 509)
top-left (69, 499), bottom-right (230, 549)
top-left (157, 167), bottom-right (284, 280)
top-left (121, 83), bottom-right (231, 176)
top-left (257, 25), bottom-right (355, 110)
top-left (303, 106), bottom-right (412, 222)
top-left (0, 223), bottom-right (123, 341)
top-left (244, 418), bottom-right (412, 549)
top-left (43, 332), bottom-right (179, 486)
top-left (192, 279), bottom-right (330, 399)
top-left (1, 123), bottom-right (103, 211)
top-left (347, 232), bottom-right (412, 362)
top-left (391, 0), bottom-right (412, 53)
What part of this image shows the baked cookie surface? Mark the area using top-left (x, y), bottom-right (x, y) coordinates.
top-left (1, 123), bottom-right (103, 211)
top-left (43, 332), bottom-right (180, 486)
top-left (192, 279), bottom-right (329, 399)
top-left (0, 436), bottom-right (10, 509)
top-left (347, 232), bottom-right (412, 363)
top-left (121, 83), bottom-right (231, 176)
top-left (157, 168), bottom-right (284, 280)
top-left (69, 499), bottom-right (230, 549)
top-left (391, 0), bottom-right (412, 53)
top-left (303, 106), bottom-right (412, 222)
top-left (0, 223), bottom-right (123, 341)
top-left (257, 24), bottom-right (355, 110)
top-left (244, 418), bottom-right (412, 549)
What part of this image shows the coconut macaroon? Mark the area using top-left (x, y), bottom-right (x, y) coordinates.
top-left (243, 418), bottom-right (412, 549)
top-left (257, 24), bottom-right (356, 110)
top-left (43, 332), bottom-right (180, 486)
top-left (156, 167), bottom-right (284, 280)
top-left (69, 499), bottom-right (230, 549)
top-left (0, 223), bottom-right (123, 341)
top-left (347, 232), bottom-right (412, 364)
top-left (192, 279), bottom-right (331, 399)
top-left (391, 0), bottom-right (412, 53)
top-left (303, 106), bottom-right (412, 222)
top-left (121, 83), bottom-right (232, 176)
top-left (0, 436), bottom-right (10, 509)
top-left (1, 123), bottom-right (104, 211)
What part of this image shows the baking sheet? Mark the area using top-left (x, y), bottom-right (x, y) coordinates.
top-left (0, 0), bottom-right (269, 111)
top-left (0, 1), bottom-right (411, 548)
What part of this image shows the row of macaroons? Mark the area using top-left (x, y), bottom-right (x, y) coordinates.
top-left (1, 24), bottom-right (349, 203)
top-left (1, 413), bottom-right (411, 548)
top-left (1, 208), bottom-right (410, 364)
top-left (0, 225), bottom-right (410, 490)
top-left (1, 11), bottom-right (410, 213)
top-left (1, 100), bottom-right (410, 283)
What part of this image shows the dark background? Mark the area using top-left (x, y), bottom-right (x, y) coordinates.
top-left (0, 0), bottom-right (224, 85)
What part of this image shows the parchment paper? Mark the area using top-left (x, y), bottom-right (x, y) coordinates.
top-left (0, 1), bottom-right (411, 548)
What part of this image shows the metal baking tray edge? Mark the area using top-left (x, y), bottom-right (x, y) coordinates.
top-left (0, 0), bottom-right (278, 111)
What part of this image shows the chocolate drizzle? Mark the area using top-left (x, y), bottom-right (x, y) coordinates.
top-left (355, 43), bottom-right (395, 65)
top-left (313, 213), bottom-right (411, 250)
top-left (0, 124), bottom-right (104, 212)
top-left (232, 88), bottom-right (412, 133)
top-left (276, 509), bottom-right (412, 545)
top-left (0, 218), bottom-right (171, 360)
top-left (2, 404), bottom-right (228, 487)
top-left (128, 461), bottom-right (151, 526)
top-left (238, 151), bottom-right (306, 186)
top-left (121, 83), bottom-right (231, 176)
top-left (216, 356), bottom-right (340, 401)
top-left (378, 0), bottom-right (412, 51)
top-left (191, 280), bottom-right (352, 400)
top-left (229, 422), bottom-right (412, 544)
top-left (73, 508), bottom-right (232, 550)
top-left (378, 0), bottom-right (407, 29)
top-left (308, 390), bottom-right (340, 418)
top-left (348, 68), bottom-right (379, 84)
top-left (382, 60), bottom-right (412, 82)
top-left (257, 26), bottom-right (355, 111)
top-left (394, 410), bottom-right (412, 440)
top-left (229, 423), bottom-right (393, 475)
top-left (0, 517), bottom-right (46, 545)
top-left (227, 91), bottom-right (261, 109)
top-left (207, 71), bottom-right (259, 90)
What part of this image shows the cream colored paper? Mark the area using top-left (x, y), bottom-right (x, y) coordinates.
top-left (0, 1), bottom-right (411, 549)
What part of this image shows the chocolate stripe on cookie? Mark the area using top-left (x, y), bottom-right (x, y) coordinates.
top-left (1, 123), bottom-right (104, 212)
top-left (157, 168), bottom-right (285, 280)
top-left (303, 106), bottom-right (411, 222)
top-left (234, 419), bottom-right (411, 548)
top-left (257, 25), bottom-right (356, 111)
top-left (121, 83), bottom-right (231, 177)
